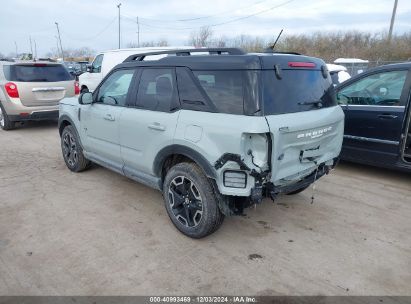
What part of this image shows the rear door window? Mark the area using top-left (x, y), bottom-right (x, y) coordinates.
top-left (4, 64), bottom-right (72, 82)
top-left (136, 68), bottom-right (177, 112)
top-left (193, 70), bottom-right (244, 115)
top-left (262, 69), bottom-right (337, 115)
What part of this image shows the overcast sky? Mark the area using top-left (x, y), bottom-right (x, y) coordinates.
top-left (0, 0), bottom-right (410, 57)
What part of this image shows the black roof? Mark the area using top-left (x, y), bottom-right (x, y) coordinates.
top-left (116, 48), bottom-right (326, 71)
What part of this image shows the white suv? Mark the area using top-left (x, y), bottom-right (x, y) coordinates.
top-left (79, 47), bottom-right (192, 93)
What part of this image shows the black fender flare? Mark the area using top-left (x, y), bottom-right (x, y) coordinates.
top-left (58, 115), bottom-right (84, 149)
top-left (153, 145), bottom-right (217, 180)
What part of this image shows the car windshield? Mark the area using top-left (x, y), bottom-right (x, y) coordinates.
top-left (4, 64), bottom-right (73, 82)
top-left (262, 69), bottom-right (337, 115)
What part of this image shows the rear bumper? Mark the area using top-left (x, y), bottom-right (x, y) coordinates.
top-left (269, 159), bottom-right (337, 196)
top-left (251, 157), bottom-right (339, 202)
top-left (9, 110), bottom-right (59, 122)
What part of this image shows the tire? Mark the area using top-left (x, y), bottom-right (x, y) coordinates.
top-left (163, 162), bottom-right (224, 238)
top-left (0, 103), bottom-right (15, 131)
top-left (61, 125), bottom-right (90, 172)
top-left (286, 185), bottom-right (309, 195)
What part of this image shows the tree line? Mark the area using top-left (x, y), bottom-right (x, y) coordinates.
top-left (184, 27), bottom-right (411, 62)
top-left (2, 28), bottom-right (410, 63)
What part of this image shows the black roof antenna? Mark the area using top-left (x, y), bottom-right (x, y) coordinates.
top-left (266, 29), bottom-right (284, 52)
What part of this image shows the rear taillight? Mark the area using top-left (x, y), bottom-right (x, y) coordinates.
top-left (288, 62), bottom-right (316, 68)
top-left (74, 81), bottom-right (80, 95)
top-left (5, 82), bottom-right (19, 98)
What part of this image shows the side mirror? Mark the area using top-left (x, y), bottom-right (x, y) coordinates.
top-left (79, 92), bottom-right (93, 105)
top-left (86, 65), bottom-right (92, 72)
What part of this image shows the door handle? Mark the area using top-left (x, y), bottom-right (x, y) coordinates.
top-left (104, 113), bottom-right (115, 121)
top-left (378, 114), bottom-right (398, 119)
top-left (148, 122), bottom-right (166, 131)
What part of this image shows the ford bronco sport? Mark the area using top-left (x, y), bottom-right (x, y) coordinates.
top-left (58, 48), bottom-right (344, 238)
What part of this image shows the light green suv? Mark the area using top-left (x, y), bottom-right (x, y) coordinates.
top-left (58, 48), bottom-right (344, 238)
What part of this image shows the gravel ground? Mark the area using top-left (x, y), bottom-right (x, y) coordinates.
top-left (0, 121), bottom-right (410, 296)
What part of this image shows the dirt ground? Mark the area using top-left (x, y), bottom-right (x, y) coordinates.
top-left (0, 121), bottom-right (410, 296)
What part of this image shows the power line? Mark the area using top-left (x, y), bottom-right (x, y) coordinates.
top-left (124, 0), bottom-right (271, 23)
top-left (60, 17), bottom-right (117, 42)
top-left (121, 0), bottom-right (295, 31)
top-left (208, 0), bottom-right (295, 27)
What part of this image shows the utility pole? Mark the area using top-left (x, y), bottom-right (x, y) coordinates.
top-left (34, 40), bottom-right (37, 60)
top-left (137, 16), bottom-right (140, 47)
top-left (29, 36), bottom-right (33, 58)
top-left (388, 0), bottom-right (399, 43)
top-left (55, 22), bottom-right (64, 60)
top-left (117, 3), bottom-right (122, 49)
top-left (14, 41), bottom-right (18, 58)
top-left (55, 36), bottom-right (61, 59)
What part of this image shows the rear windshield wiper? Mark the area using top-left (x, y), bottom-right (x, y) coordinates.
top-left (298, 100), bottom-right (323, 108)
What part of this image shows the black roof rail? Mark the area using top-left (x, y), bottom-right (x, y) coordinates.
top-left (123, 48), bottom-right (246, 62)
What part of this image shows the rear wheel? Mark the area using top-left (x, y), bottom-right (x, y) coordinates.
top-left (61, 125), bottom-right (90, 172)
top-left (163, 163), bottom-right (224, 238)
top-left (0, 103), bottom-right (15, 131)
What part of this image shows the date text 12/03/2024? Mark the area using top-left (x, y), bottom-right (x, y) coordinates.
top-left (149, 296), bottom-right (257, 303)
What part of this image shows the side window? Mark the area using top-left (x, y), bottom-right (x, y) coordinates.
top-left (136, 68), bottom-right (176, 112)
top-left (91, 54), bottom-right (104, 73)
top-left (193, 70), bottom-right (244, 115)
top-left (338, 70), bottom-right (407, 106)
top-left (96, 69), bottom-right (134, 106)
top-left (176, 67), bottom-right (210, 111)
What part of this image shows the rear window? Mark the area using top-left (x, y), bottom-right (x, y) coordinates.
top-left (262, 69), bottom-right (337, 115)
top-left (4, 64), bottom-right (72, 82)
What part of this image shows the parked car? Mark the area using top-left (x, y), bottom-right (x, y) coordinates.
top-left (59, 48), bottom-right (344, 238)
top-left (334, 58), bottom-right (369, 75)
top-left (78, 47), bottom-right (191, 93)
top-left (0, 61), bottom-right (79, 130)
top-left (327, 64), bottom-right (351, 85)
top-left (336, 62), bottom-right (411, 172)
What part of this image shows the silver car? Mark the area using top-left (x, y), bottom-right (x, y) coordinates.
top-left (0, 61), bottom-right (78, 130)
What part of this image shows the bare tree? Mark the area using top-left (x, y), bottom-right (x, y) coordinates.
top-left (189, 26), bottom-right (213, 47)
top-left (127, 39), bottom-right (169, 48)
top-left (46, 47), bottom-right (95, 59)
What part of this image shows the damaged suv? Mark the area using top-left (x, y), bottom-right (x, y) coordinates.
top-left (58, 48), bottom-right (344, 238)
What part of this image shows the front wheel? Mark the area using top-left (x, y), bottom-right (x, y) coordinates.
top-left (163, 163), bottom-right (224, 238)
top-left (61, 125), bottom-right (90, 172)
